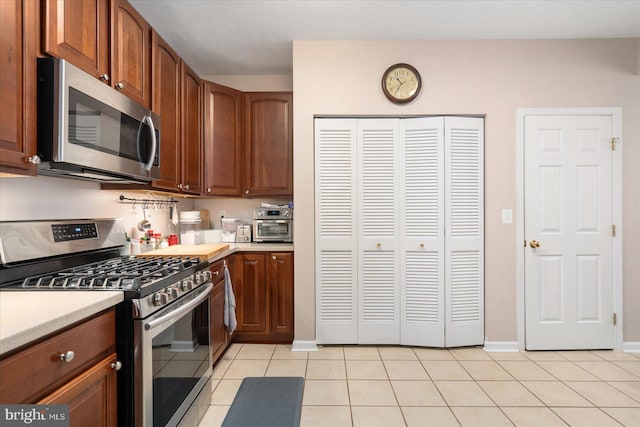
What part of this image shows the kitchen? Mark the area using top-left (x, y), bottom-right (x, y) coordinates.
top-left (2, 1), bottom-right (640, 426)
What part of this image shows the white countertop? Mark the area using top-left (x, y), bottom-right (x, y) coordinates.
top-left (0, 244), bottom-right (292, 357)
top-left (0, 291), bottom-right (123, 356)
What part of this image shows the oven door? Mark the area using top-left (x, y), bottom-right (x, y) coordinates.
top-left (140, 283), bottom-right (212, 427)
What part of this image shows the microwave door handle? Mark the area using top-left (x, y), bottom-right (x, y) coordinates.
top-left (141, 115), bottom-right (157, 171)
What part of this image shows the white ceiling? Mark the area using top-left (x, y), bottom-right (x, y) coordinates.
top-left (129, 0), bottom-right (640, 76)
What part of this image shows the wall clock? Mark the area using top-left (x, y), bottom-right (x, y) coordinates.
top-left (381, 63), bottom-right (422, 104)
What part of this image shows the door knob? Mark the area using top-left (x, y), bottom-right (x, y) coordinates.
top-left (529, 240), bottom-right (540, 248)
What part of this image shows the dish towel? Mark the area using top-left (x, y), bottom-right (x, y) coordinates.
top-left (224, 264), bottom-right (237, 333)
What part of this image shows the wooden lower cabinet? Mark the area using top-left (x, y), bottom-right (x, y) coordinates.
top-left (39, 354), bottom-right (118, 427)
top-left (0, 309), bottom-right (118, 426)
top-left (233, 252), bottom-right (293, 343)
top-left (209, 258), bottom-right (227, 363)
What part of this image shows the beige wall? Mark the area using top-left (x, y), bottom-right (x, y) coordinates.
top-left (200, 74), bottom-right (293, 92)
top-left (292, 39), bottom-right (640, 345)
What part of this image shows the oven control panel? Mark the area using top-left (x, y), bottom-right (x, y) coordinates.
top-left (52, 223), bottom-right (98, 242)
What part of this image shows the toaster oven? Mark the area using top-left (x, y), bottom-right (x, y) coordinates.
top-left (253, 207), bottom-right (293, 243)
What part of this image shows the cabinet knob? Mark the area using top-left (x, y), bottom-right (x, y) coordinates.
top-left (213, 270), bottom-right (219, 276)
top-left (207, 187), bottom-right (211, 193)
top-left (185, 184), bottom-right (190, 190)
top-left (272, 255), bottom-right (276, 260)
top-left (115, 82), bottom-right (124, 90)
top-left (178, 183), bottom-right (183, 189)
top-left (111, 360), bottom-right (122, 371)
top-left (99, 74), bottom-right (110, 82)
top-left (245, 189), bottom-right (250, 195)
top-left (58, 350), bottom-right (75, 363)
top-left (25, 155), bottom-right (41, 165)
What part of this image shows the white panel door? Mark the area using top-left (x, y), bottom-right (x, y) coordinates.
top-left (525, 115), bottom-right (614, 350)
top-left (315, 119), bottom-right (358, 344)
top-left (357, 119), bottom-right (401, 344)
top-left (399, 117), bottom-right (446, 347)
top-left (444, 117), bottom-right (485, 347)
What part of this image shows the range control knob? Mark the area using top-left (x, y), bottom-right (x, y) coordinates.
top-left (167, 287), bottom-right (179, 300)
top-left (180, 279), bottom-right (193, 292)
top-left (153, 292), bottom-right (168, 306)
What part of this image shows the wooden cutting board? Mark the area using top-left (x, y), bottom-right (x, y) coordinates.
top-left (136, 243), bottom-right (229, 259)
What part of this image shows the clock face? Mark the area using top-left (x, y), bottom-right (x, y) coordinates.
top-left (382, 64), bottom-right (421, 103)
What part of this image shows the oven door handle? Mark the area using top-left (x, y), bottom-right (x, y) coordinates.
top-left (144, 282), bottom-right (212, 331)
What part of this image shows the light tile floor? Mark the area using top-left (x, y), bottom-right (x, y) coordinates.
top-left (198, 344), bottom-right (640, 427)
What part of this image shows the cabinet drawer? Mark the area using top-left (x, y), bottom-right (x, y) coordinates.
top-left (0, 309), bottom-right (116, 403)
top-left (210, 259), bottom-right (225, 284)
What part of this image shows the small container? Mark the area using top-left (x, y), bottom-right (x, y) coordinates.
top-left (180, 211), bottom-right (202, 245)
top-left (168, 234), bottom-right (179, 246)
top-left (221, 218), bottom-right (240, 243)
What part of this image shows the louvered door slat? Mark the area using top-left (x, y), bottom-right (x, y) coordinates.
top-left (445, 117), bottom-right (484, 347)
top-left (315, 119), bottom-right (358, 344)
top-left (358, 120), bottom-right (400, 344)
top-left (400, 117), bottom-right (445, 347)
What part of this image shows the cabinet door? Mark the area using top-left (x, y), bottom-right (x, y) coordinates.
top-left (267, 252), bottom-right (294, 340)
top-left (43, 0), bottom-right (109, 81)
top-left (244, 92), bottom-right (293, 197)
top-left (357, 119), bottom-right (401, 344)
top-left (210, 280), bottom-right (226, 362)
top-left (399, 117), bottom-right (445, 347)
top-left (38, 354), bottom-right (118, 427)
top-left (233, 253), bottom-right (267, 334)
top-left (111, 0), bottom-right (150, 108)
top-left (314, 119), bottom-right (358, 344)
top-left (444, 116), bottom-right (484, 347)
top-left (151, 31), bottom-right (182, 192)
top-left (0, 0), bottom-right (38, 175)
top-left (203, 82), bottom-right (244, 196)
top-left (180, 61), bottom-right (202, 194)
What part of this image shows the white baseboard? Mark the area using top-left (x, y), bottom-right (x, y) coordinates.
top-left (483, 340), bottom-right (520, 352)
top-left (291, 340), bottom-right (318, 352)
top-left (622, 342), bottom-right (640, 353)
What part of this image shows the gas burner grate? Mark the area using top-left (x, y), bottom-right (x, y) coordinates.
top-left (20, 256), bottom-right (201, 291)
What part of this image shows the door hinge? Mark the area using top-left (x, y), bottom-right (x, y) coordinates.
top-left (524, 240), bottom-right (527, 247)
top-left (612, 224), bottom-right (616, 237)
top-left (611, 137), bottom-right (620, 151)
top-left (613, 313), bottom-right (617, 325)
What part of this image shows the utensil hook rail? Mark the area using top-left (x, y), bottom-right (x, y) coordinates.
top-left (118, 194), bottom-right (178, 210)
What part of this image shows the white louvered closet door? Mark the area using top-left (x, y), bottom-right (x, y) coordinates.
top-left (315, 119), bottom-right (358, 344)
top-left (399, 117), bottom-right (446, 347)
top-left (444, 117), bottom-right (484, 347)
top-left (357, 119), bottom-right (401, 344)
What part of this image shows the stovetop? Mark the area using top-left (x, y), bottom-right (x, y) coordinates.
top-left (16, 256), bottom-right (202, 290)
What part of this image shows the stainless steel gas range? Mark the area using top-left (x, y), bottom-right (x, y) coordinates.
top-left (0, 219), bottom-right (213, 427)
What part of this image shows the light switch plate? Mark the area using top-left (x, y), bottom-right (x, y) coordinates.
top-left (501, 209), bottom-right (513, 224)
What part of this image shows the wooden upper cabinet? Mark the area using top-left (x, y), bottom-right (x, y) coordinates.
top-left (203, 82), bottom-right (244, 196)
top-left (244, 92), bottom-right (293, 198)
top-left (180, 61), bottom-right (203, 195)
top-left (43, 0), bottom-right (109, 81)
top-left (111, 0), bottom-right (151, 108)
top-left (0, 0), bottom-right (38, 175)
top-left (151, 31), bottom-right (181, 192)
top-left (43, 0), bottom-right (150, 108)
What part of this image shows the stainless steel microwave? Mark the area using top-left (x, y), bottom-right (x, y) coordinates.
top-left (36, 58), bottom-right (160, 183)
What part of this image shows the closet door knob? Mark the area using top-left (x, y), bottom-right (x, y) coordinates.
top-left (376, 243), bottom-right (382, 248)
top-left (419, 243), bottom-right (425, 248)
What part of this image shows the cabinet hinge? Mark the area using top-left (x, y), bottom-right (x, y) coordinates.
top-left (611, 137), bottom-right (620, 151)
top-left (613, 313), bottom-right (617, 325)
top-left (612, 224), bottom-right (616, 237)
